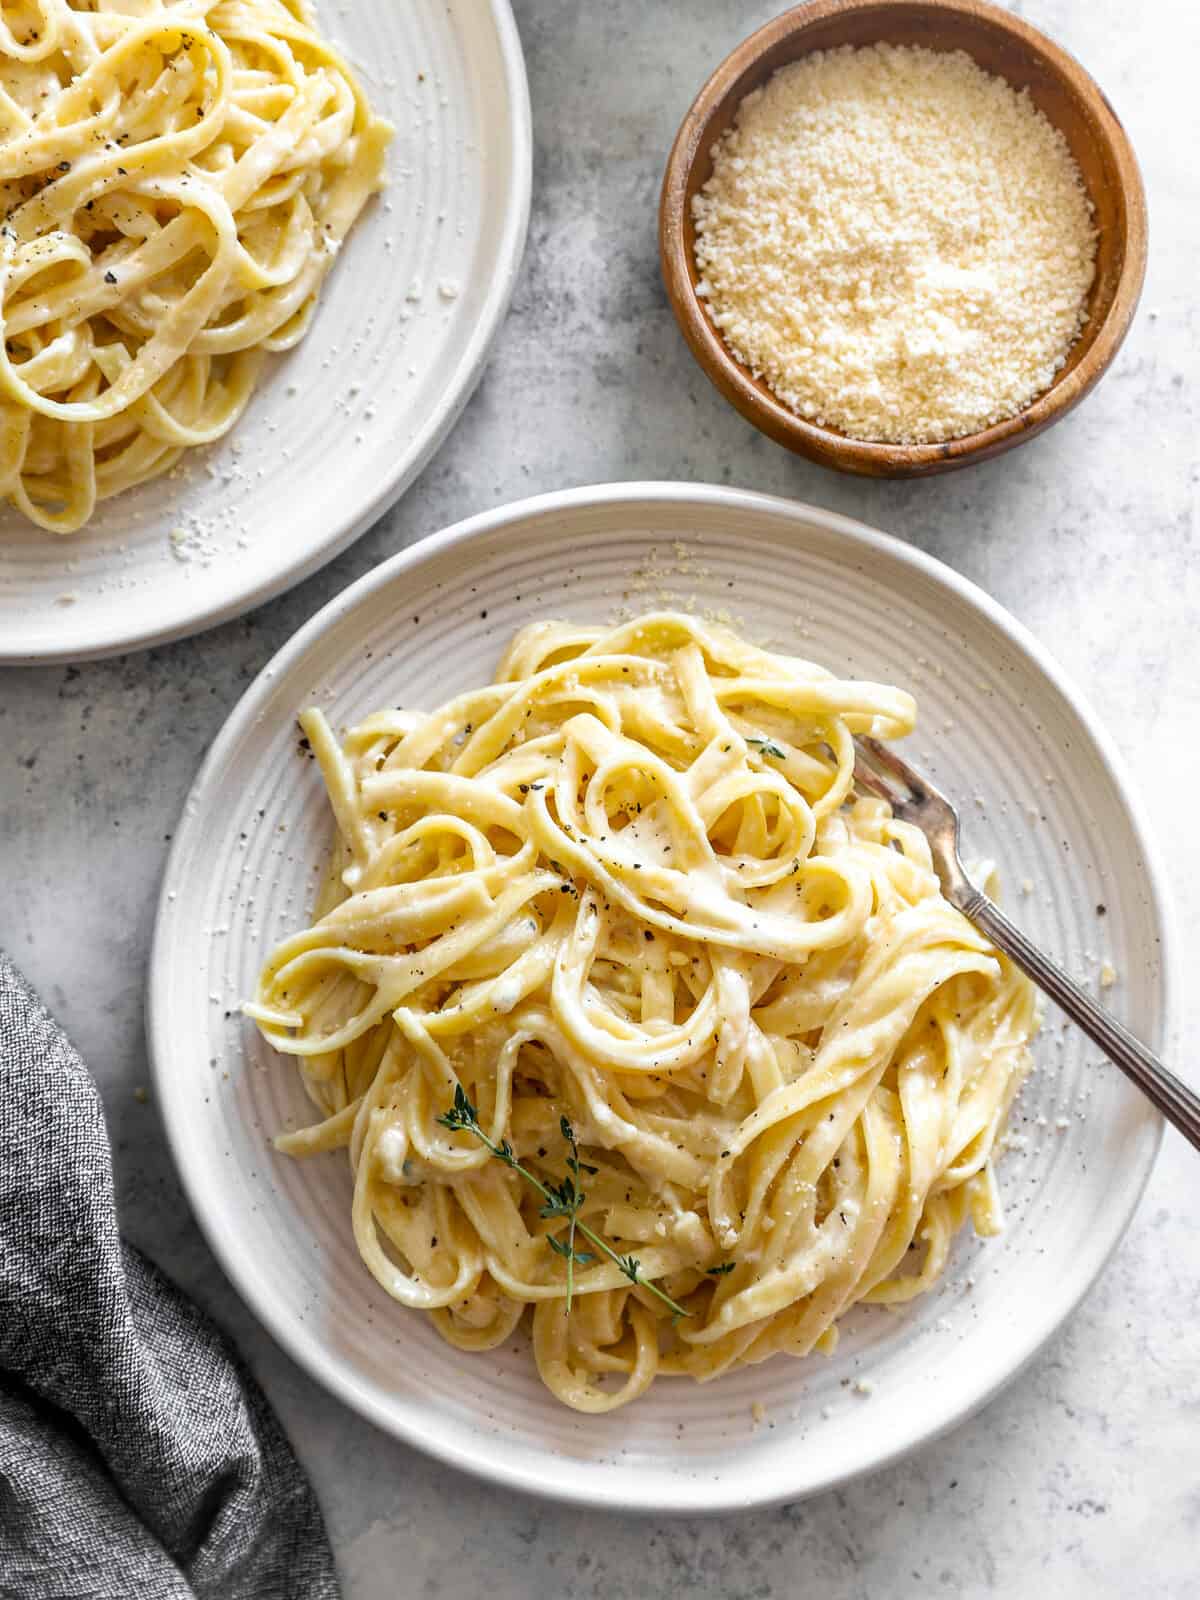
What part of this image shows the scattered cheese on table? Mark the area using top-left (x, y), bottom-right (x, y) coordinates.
top-left (692, 44), bottom-right (1097, 443)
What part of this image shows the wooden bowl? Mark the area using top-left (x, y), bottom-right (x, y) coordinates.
top-left (659, 0), bottom-right (1148, 477)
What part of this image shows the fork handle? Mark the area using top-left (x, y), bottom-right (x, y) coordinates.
top-left (960, 890), bottom-right (1200, 1153)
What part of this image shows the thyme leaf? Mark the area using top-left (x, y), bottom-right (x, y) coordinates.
top-left (557, 1116), bottom-right (584, 1312)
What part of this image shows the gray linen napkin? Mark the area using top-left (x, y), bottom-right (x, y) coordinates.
top-left (0, 952), bottom-right (340, 1600)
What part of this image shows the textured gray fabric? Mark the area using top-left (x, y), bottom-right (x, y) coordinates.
top-left (0, 952), bottom-right (340, 1600)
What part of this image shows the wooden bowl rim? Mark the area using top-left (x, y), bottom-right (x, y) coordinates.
top-left (659, 0), bottom-right (1149, 476)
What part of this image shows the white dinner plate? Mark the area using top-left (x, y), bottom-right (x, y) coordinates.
top-left (0, 0), bottom-right (530, 664)
top-left (148, 484), bottom-right (1174, 1513)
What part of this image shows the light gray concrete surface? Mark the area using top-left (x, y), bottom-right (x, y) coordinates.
top-left (2, 1), bottom-right (1197, 1595)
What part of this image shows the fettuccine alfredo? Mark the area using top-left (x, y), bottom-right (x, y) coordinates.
top-left (247, 613), bottom-right (1038, 1412)
top-left (0, 0), bottom-right (389, 532)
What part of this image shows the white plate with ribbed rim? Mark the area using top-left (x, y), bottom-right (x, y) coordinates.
top-left (0, 0), bottom-right (530, 665)
top-left (148, 483), bottom-right (1174, 1512)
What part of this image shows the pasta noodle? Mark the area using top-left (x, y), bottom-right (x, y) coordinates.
top-left (248, 613), bottom-right (1038, 1412)
top-left (0, 0), bottom-right (390, 532)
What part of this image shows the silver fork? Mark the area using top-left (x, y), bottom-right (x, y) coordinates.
top-left (853, 737), bottom-right (1199, 1152)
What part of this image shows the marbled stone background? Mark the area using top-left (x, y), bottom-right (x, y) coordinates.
top-left (2, 1), bottom-right (1197, 1594)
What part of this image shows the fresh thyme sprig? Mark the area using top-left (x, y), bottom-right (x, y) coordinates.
top-left (747, 737), bottom-right (786, 759)
top-left (437, 1085), bottom-right (690, 1320)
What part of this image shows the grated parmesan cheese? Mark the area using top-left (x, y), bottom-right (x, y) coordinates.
top-left (692, 44), bottom-right (1097, 444)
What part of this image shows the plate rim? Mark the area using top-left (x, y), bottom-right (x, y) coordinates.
top-left (147, 481), bottom-right (1177, 1512)
top-left (1, 0), bottom-right (533, 667)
